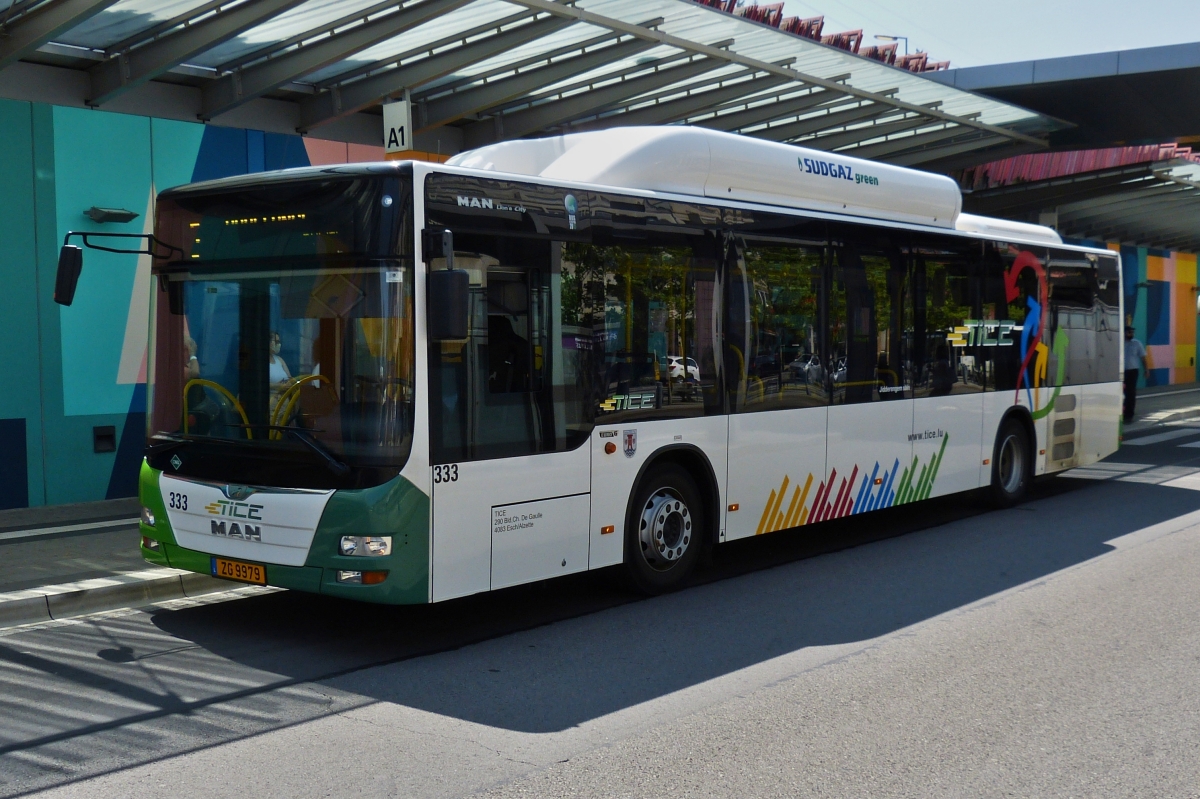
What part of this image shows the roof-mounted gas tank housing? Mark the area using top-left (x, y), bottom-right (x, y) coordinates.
top-left (448, 126), bottom-right (963, 229)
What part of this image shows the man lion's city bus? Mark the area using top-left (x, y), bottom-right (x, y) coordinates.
top-left (56, 126), bottom-right (1124, 601)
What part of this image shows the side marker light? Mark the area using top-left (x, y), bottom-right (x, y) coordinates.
top-left (604, 442), bottom-right (616, 454)
top-left (982, 458), bottom-right (991, 465)
top-left (1039, 449), bottom-right (1046, 455)
top-left (600, 525), bottom-right (615, 535)
top-left (727, 503), bottom-right (739, 512)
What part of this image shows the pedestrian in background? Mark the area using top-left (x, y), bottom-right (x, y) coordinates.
top-left (1124, 325), bottom-right (1147, 423)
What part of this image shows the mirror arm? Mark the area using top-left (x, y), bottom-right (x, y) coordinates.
top-left (62, 231), bottom-right (184, 260)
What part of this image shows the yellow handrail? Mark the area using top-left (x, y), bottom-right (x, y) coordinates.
top-left (270, 374), bottom-right (332, 438)
top-left (183, 379), bottom-right (252, 439)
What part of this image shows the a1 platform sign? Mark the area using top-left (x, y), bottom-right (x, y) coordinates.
top-left (383, 99), bottom-right (413, 154)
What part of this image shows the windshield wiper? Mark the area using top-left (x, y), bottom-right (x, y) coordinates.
top-left (146, 437), bottom-right (190, 458)
top-left (242, 425), bottom-right (350, 476)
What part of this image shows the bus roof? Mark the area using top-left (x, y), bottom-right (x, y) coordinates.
top-left (162, 127), bottom-right (1066, 247)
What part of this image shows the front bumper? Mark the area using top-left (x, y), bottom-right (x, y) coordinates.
top-left (139, 460), bottom-right (430, 605)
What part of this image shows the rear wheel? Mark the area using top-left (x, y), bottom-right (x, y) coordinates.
top-left (624, 464), bottom-right (705, 594)
top-left (990, 417), bottom-right (1032, 507)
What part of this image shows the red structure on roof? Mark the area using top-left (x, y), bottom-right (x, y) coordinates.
top-left (962, 143), bottom-right (1200, 191)
top-left (691, 0), bottom-right (949, 71)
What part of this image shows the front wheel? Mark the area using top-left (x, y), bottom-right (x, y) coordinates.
top-left (989, 418), bottom-right (1032, 507)
top-left (624, 465), bottom-right (705, 594)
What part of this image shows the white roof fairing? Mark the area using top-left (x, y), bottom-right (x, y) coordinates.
top-left (448, 126), bottom-right (1066, 244)
top-left (450, 126), bottom-right (965, 227)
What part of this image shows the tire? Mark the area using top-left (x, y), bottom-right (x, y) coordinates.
top-left (989, 417), bottom-right (1032, 507)
top-left (623, 464), bottom-right (705, 594)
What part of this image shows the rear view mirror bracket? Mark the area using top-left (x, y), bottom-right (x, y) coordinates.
top-left (54, 231), bottom-right (186, 307)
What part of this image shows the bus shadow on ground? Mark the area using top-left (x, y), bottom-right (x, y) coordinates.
top-left (152, 473), bottom-right (1199, 734)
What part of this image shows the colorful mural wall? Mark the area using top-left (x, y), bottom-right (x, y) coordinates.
top-left (0, 98), bottom-right (382, 509)
top-left (1068, 239), bottom-right (1199, 388)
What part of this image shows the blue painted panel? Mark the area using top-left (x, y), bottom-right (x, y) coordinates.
top-left (1144, 280), bottom-right (1170, 346)
top-left (247, 129), bottom-right (265, 172)
top-left (264, 132), bottom-right (309, 171)
top-left (192, 126), bottom-right (247, 182)
top-left (0, 418), bottom-right (29, 510)
top-left (106, 384), bottom-right (145, 499)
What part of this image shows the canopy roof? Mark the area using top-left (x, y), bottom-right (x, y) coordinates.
top-left (963, 159), bottom-right (1200, 252)
top-left (0, 0), bottom-right (1058, 166)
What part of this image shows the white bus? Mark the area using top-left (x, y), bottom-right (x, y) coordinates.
top-left (60, 126), bottom-right (1122, 602)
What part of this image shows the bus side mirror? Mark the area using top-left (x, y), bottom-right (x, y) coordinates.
top-left (428, 269), bottom-right (469, 341)
top-left (54, 245), bottom-right (83, 306)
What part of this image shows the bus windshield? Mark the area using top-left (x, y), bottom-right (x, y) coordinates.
top-left (147, 174), bottom-right (414, 487)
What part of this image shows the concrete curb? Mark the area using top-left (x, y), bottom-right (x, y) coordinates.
top-left (0, 569), bottom-right (235, 630)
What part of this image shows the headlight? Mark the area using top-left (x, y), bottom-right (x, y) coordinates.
top-left (141, 507), bottom-right (156, 527)
top-left (339, 536), bottom-right (392, 557)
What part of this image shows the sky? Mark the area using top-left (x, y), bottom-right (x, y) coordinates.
top-left (780, 0), bottom-right (1200, 68)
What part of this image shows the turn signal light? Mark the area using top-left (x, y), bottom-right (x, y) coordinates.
top-left (727, 503), bottom-right (739, 512)
top-left (141, 506), bottom-right (156, 527)
top-left (601, 525), bottom-right (615, 535)
top-left (336, 570), bottom-right (388, 585)
top-left (604, 442), bottom-right (616, 454)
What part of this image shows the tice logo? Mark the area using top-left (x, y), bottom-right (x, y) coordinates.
top-left (205, 499), bottom-right (264, 520)
top-left (599, 392), bottom-right (656, 412)
top-left (947, 320), bottom-right (1022, 348)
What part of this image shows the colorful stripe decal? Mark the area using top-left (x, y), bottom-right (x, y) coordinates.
top-left (755, 434), bottom-right (949, 535)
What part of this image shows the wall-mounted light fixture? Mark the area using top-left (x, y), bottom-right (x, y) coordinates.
top-left (84, 207), bottom-right (139, 224)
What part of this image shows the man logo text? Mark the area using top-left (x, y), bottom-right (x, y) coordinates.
top-left (211, 520), bottom-right (262, 541)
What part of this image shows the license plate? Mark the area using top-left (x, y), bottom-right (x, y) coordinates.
top-left (211, 557), bottom-right (266, 585)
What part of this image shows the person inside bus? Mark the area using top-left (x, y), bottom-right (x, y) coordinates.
top-left (268, 330), bottom-right (293, 414)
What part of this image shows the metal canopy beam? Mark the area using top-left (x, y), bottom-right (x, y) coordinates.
top-left (463, 56), bottom-right (724, 147)
top-left (800, 112), bottom-right (930, 153)
top-left (1057, 183), bottom-right (1187, 216)
top-left (0, 0), bottom-right (120, 70)
top-left (202, 0), bottom-right (473, 120)
top-left (962, 166), bottom-right (1159, 215)
top-left (421, 37), bottom-right (659, 130)
top-left (890, 133), bottom-right (1012, 166)
top-left (298, 14), bottom-right (574, 132)
top-left (574, 70), bottom-right (791, 130)
top-left (841, 122), bottom-right (973, 161)
top-left (1083, 196), bottom-right (1197, 231)
top-left (87, 0), bottom-right (307, 106)
top-left (696, 88), bottom-right (843, 132)
top-left (756, 100), bottom-right (894, 143)
top-left (1059, 186), bottom-right (1195, 221)
top-left (504, 0), bottom-right (1047, 148)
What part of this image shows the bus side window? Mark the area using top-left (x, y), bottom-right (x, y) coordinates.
top-left (732, 235), bottom-right (828, 411)
top-left (829, 225), bottom-right (909, 404)
top-left (909, 236), bottom-right (985, 398)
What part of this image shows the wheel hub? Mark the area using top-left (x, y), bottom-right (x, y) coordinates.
top-left (639, 489), bottom-right (693, 571)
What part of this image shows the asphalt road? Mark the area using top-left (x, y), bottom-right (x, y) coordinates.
top-left (4, 422), bottom-right (1200, 798)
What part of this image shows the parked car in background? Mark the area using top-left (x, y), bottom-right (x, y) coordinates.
top-left (667, 355), bottom-right (699, 382)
